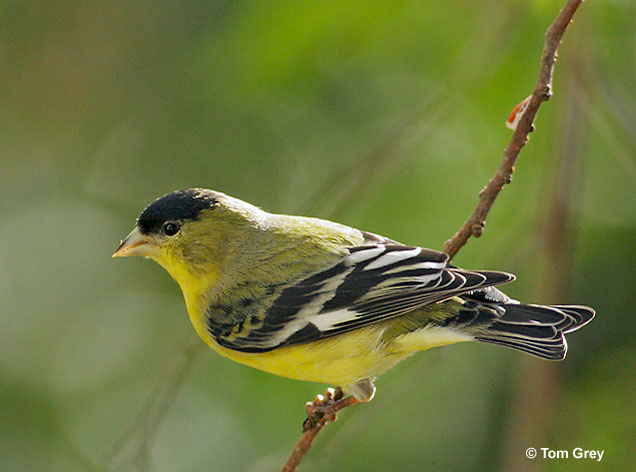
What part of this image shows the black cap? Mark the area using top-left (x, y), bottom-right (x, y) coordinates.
top-left (137, 188), bottom-right (218, 235)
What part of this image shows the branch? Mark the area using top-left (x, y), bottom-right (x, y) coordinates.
top-left (443, 0), bottom-right (583, 260)
top-left (283, 1), bottom-right (584, 470)
top-left (281, 388), bottom-right (358, 472)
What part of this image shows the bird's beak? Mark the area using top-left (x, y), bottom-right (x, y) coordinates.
top-left (112, 226), bottom-right (158, 258)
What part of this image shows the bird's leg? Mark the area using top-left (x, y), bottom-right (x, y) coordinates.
top-left (302, 379), bottom-right (376, 432)
top-left (302, 387), bottom-right (359, 431)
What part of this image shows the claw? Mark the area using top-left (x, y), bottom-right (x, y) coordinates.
top-left (302, 386), bottom-right (361, 432)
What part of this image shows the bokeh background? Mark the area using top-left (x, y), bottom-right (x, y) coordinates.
top-left (1, 1), bottom-right (634, 471)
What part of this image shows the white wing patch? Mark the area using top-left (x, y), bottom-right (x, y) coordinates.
top-left (312, 309), bottom-right (358, 330)
top-left (383, 260), bottom-right (446, 274)
top-left (348, 245), bottom-right (386, 263)
top-left (364, 247), bottom-right (421, 270)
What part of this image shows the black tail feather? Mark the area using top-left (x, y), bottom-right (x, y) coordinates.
top-left (475, 304), bottom-right (595, 360)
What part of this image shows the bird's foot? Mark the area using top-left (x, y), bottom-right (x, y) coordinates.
top-left (302, 387), bottom-right (358, 432)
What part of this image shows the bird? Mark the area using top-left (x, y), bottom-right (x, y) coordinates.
top-left (113, 188), bottom-right (594, 402)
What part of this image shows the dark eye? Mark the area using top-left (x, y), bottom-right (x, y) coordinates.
top-left (162, 221), bottom-right (180, 236)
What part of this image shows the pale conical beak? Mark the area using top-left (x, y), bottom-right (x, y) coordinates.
top-left (112, 226), bottom-right (159, 258)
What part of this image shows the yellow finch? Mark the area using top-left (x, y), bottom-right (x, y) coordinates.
top-left (113, 188), bottom-right (594, 401)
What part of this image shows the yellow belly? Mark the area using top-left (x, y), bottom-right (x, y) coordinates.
top-left (189, 305), bottom-right (472, 388)
top-left (207, 325), bottom-right (409, 387)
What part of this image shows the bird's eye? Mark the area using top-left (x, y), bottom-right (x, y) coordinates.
top-left (162, 221), bottom-right (180, 236)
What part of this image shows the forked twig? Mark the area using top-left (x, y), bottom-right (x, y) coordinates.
top-left (283, 0), bottom-right (585, 470)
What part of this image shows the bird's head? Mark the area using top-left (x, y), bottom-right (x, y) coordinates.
top-left (113, 188), bottom-right (264, 291)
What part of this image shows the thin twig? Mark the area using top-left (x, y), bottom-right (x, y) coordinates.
top-left (281, 388), bottom-right (358, 472)
top-left (283, 1), bottom-right (584, 470)
top-left (443, 0), bottom-right (584, 260)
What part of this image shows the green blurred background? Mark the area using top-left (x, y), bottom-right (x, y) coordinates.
top-left (1, 1), bottom-right (634, 471)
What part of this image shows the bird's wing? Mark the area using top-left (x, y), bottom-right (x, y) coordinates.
top-left (213, 243), bottom-right (514, 352)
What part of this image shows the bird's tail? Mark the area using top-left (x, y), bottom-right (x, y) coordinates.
top-left (473, 303), bottom-right (595, 360)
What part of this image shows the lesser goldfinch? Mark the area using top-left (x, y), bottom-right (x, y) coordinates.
top-left (113, 188), bottom-right (594, 401)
